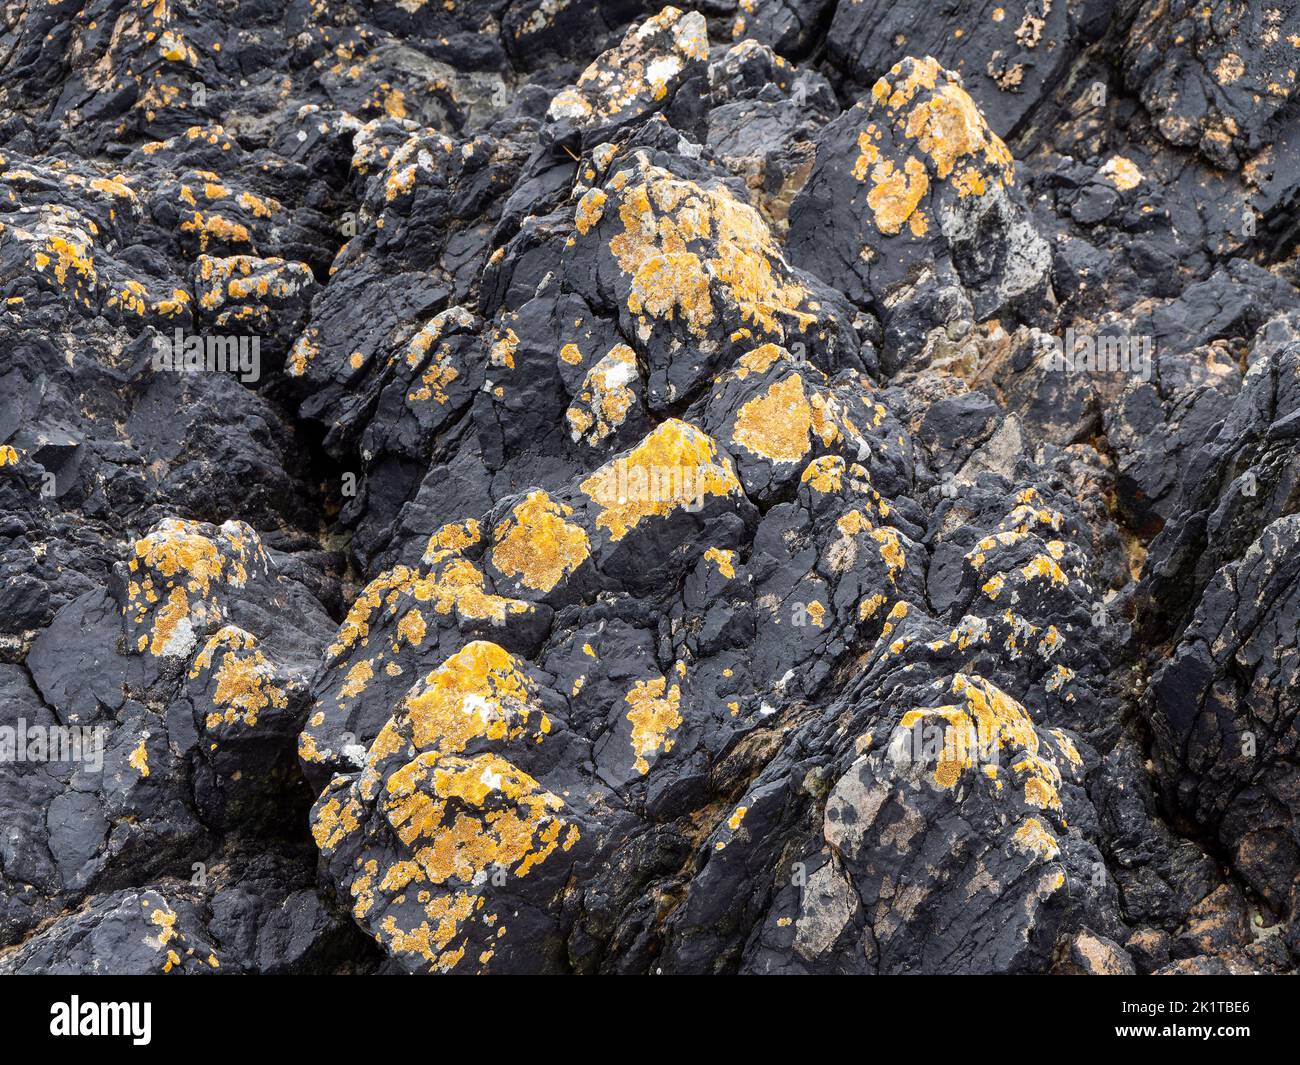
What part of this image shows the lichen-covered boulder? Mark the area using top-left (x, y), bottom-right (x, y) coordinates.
top-left (788, 56), bottom-right (1051, 371)
top-left (310, 641), bottom-right (616, 973)
top-left (545, 7), bottom-right (712, 146)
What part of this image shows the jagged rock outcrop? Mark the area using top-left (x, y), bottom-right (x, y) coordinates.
top-left (2, 0), bottom-right (1298, 976)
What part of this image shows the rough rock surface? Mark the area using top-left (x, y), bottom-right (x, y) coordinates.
top-left (1, 1), bottom-right (1298, 975)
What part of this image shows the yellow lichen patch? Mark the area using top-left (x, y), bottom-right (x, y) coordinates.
top-left (1050, 728), bottom-right (1083, 768)
top-left (898, 704), bottom-right (973, 789)
top-left (408, 340), bottom-right (465, 405)
top-left (311, 792), bottom-right (364, 852)
top-left (189, 626), bottom-right (287, 730)
top-left (559, 342), bottom-right (583, 366)
top-left (377, 894), bottom-right (478, 972)
top-left (9, 207), bottom-right (101, 308)
top-left (604, 161), bottom-right (814, 341)
top-left (326, 553), bottom-right (531, 667)
top-left (178, 211), bottom-right (251, 251)
top-left (237, 190), bottom-right (277, 218)
top-left (1044, 664), bottom-right (1075, 694)
top-left (129, 738), bottom-right (150, 777)
top-left (88, 174), bottom-right (137, 200)
top-left (134, 520), bottom-right (228, 595)
top-left (863, 156), bottom-right (930, 236)
top-left (871, 526), bottom-right (907, 582)
top-left (286, 331), bottom-right (318, 377)
top-left (327, 568), bottom-right (414, 660)
top-left (0, 444), bottom-right (20, 467)
top-left (851, 124), bottom-right (883, 180)
top-left (418, 554), bottom-right (532, 625)
top-left (801, 454), bottom-right (845, 493)
top-left (579, 419), bottom-right (741, 541)
top-left (902, 77), bottom-right (1013, 180)
top-left (128, 519), bottom-right (267, 660)
top-left (897, 673), bottom-right (1061, 811)
top-left (1214, 53), bottom-right (1245, 85)
top-left (853, 57), bottom-right (1014, 239)
top-left (318, 630), bottom-right (585, 972)
top-left (1098, 156), bottom-right (1143, 191)
top-left (727, 805), bottom-right (748, 831)
top-left (367, 747), bottom-right (578, 970)
top-left (396, 608), bottom-right (427, 648)
top-left (952, 165), bottom-right (987, 198)
top-left (488, 326), bottom-right (518, 369)
top-left (147, 906), bottom-right (177, 951)
top-left (703, 546), bottom-right (737, 579)
top-left (1038, 625), bottom-right (1063, 658)
top-left (566, 344), bottom-right (640, 444)
top-left (1021, 553), bottom-right (1068, 587)
top-left (554, 7), bottom-right (708, 126)
top-left (340, 659), bottom-right (375, 700)
top-left (39, 234), bottom-right (97, 287)
top-left (858, 592), bottom-right (887, 621)
top-left (145, 586), bottom-right (191, 657)
top-left (1013, 817), bottom-right (1060, 861)
top-left (402, 307), bottom-right (474, 371)
top-left (1018, 757), bottom-right (1063, 811)
top-left (490, 491), bottom-right (591, 593)
top-left (426, 518), bottom-right (480, 554)
top-left (397, 642), bottom-right (544, 755)
top-left (196, 255), bottom-right (312, 318)
top-left (384, 752), bottom-right (570, 881)
top-left (574, 188), bottom-right (607, 234)
top-left (625, 675), bottom-right (683, 774)
top-left (732, 373), bottom-right (813, 464)
top-left (736, 344), bottom-right (786, 380)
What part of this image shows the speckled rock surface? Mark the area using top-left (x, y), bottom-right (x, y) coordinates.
top-left (2, 1), bottom-right (1298, 975)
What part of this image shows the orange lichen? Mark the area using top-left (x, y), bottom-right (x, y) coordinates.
top-left (579, 419), bottom-right (742, 540)
top-left (574, 188), bottom-right (607, 235)
top-left (801, 455), bottom-right (846, 493)
top-left (566, 344), bottom-right (639, 444)
top-left (1097, 156), bottom-right (1143, 191)
top-left (604, 160), bottom-right (815, 340)
top-left (127, 519), bottom-right (268, 660)
top-left (490, 491), bottom-right (591, 593)
top-left (190, 626), bottom-right (287, 730)
top-left (863, 156), bottom-right (930, 236)
top-left (625, 675), bottom-right (683, 774)
top-left (129, 738), bottom-right (150, 777)
top-left (897, 673), bottom-right (1062, 811)
top-left (1013, 817), bottom-right (1060, 861)
top-left (309, 640), bottom-right (580, 973)
top-left (703, 546), bottom-right (737, 579)
top-left (852, 57), bottom-right (1016, 239)
top-left (393, 641), bottom-right (544, 755)
top-left (732, 373), bottom-right (814, 463)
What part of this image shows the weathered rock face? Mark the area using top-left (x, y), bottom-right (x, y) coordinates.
top-left (1120, 0), bottom-right (1300, 172)
top-left (2, 1), bottom-right (1299, 976)
top-left (787, 56), bottom-right (1052, 372)
top-left (826, 0), bottom-right (1107, 141)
